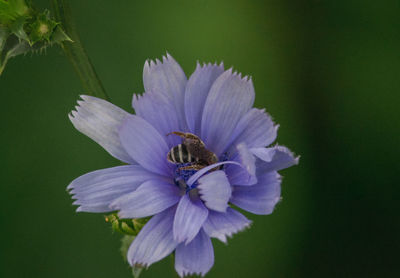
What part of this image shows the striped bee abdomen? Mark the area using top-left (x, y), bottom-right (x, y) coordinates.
top-left (168, 144), bottom-right (199, 164)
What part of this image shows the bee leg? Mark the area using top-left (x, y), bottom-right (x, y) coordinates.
top-left (178, 164), bottom-right (205, 171)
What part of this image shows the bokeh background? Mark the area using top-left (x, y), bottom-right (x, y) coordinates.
top-left (1, 0), bottom-right (399, 277)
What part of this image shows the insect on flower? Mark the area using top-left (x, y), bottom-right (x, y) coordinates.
top-left (167, 131), bottom-right (218, 171)
top-left (68, 53), bottom-right (299, 277)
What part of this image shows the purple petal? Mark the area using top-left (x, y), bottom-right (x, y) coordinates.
top-left (173, 194), bottom-right (209, 244)
top-left (187, 160), bottom-right (241, 186)
top-left (229, 108), bottom-right (278, 150)
top-left (128, 207), bottom-right (178, 267)
top-left (110, 179), bottom-right (181, 218)
top-left (175, 229), bottom-right (214, 278)
top-left (203, 208), bottom-right (251, 243)
top-left (184, 62), bottom-right (224, 135)
top-left (251, 145), bottom-right (299, 172)
top-left (197, 170), bottom-right (231, 212)
top-left (68, 165), bottom-right (154, 213)
top-left (231, 171), bottom-right (281, 215)
top-left (201, 69), bottom-right (255, 156)
top-left (224, 147), bottom-right (257, 186)
top-left (132, 91), bottom-right (181, 148)
top-left (69, 95), bottom-right (134, 164)
top-left (143, 54), bottom-right (187, 130)
top-left (119, 115), bottom-right (172, 176)
top-left (236, 143), bottom-right (256, 177)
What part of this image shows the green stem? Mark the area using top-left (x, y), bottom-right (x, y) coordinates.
top-left (51, 0), bottom-right (109, 100)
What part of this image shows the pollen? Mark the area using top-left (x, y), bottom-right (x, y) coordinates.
top-left (38, 23), bottom-right (49, 35)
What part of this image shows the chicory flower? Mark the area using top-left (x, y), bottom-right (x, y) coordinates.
top-left (68, 54), bottom-right (298, 277)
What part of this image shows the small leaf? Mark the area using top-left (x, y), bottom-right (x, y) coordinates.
top-left (120, 235), bottom-right (144, 278)
top-left (0, 0), bottom-right (29, 23)
top-left (0, 25), bottom-right (9, 52)
top-left (0, 35), bottom-right (29, 74)
top-left (132, 267), bottom-right (143, 278)
top-left (50, 25), bottom-right (71, 43)
top-left (120, 234), bottom-right (135, 262)
top-left (10, 16), bottom-right (30, 42)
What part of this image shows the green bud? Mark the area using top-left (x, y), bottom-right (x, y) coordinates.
top-left (105, 213), bottom-right (150, 236)
top-left (0, 2), bottom-right (71, 75)
top-left (28, 10), bottom-right (57, 44)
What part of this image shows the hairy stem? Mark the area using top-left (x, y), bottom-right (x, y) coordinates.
top-left (51, 0), bottom-right (109, 100)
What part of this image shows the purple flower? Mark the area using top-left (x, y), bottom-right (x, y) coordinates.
top-left (68, 54), bottom-right (298, 277)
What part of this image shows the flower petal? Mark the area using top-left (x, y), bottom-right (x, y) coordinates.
top-left (187, 160), bottom-right (241, 186)
top-left (201, 69), bottom-right (255, 156)
top-left (119, 115), bottom-right (172, 176)
top-left (203, 208), bottom-right (251, 243)
top-left (69, 95), bottom-right (134, 164)
top-left (143, 54), bottom-right (187, 130)
top-left (173, 194), bottom-right (209, 244)
top-left (224, 145), bottom-right (257, 186)
top-left (236, 143), bottom-right (256, 177)
top-left (175, 229), bottom-right (214, 278)
top-left (229, 108), bottom-right (278, 150)
top-left (251, 145), bottom-right (299, 172)
top-left (197, 170), bottom-right (231, 212)
top-left (128, 207), bottom-right (178, 267)
top-left (231, 171), bottom-right (281, 215)
top-left (68, 165), bottom-right (154, 213)
top-left (110, 179), bottom-right (181, 218)
top-left (132, 91), bottom-right (181, 148)
top-left (184, 62), bottom-right (224, 135)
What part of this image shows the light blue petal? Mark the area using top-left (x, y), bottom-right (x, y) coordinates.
top-left (173, 194), bottom-right (208, 244)
top-left (228, 108), bottom-right (278, 151)
top-left (184, 62), bottom-right (224, 135)
top-left (128, 207), bottom-right (178, 267)
top-left (175, 229), bottom-right (214, 278)
top-left (197, 170), bottom-right (231, 212)
top-left (231, 171), bottom-right (281, 215)
top-left (143, 54), bottom-right (187, 130)
top-left (203, 208), bottom-right (251, 243)
top-left (68, 165), bottom-right (154, 213)
top-left (69, 95), bottom-right (135, 164)
top-left (201, 69), bottom-right (255, 156)
top-left (110, 179), bottom-right (181, 218)
top-left (224, 146), bottom-right (257, 186)
top-left (187, 160), bottom-right (241, 186)
top-left (119, 115), bottom-right (173, 176)
top-left (236, 143), bottom-right (256, 177)
top-left (132, 90), bottom-right (181, 148)
top-left (251, 145), bottom-right (299, 172)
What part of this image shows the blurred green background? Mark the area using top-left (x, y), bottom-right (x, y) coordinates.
top-left (1, 0), bottom-right (399, 277)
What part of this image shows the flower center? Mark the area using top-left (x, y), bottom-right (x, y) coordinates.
top-left (172, 152), bottom-right (229, 193)
top-left (174, 163), bottom-right (199, 192)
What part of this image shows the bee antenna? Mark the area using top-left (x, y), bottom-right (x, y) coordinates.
top-left (166, 131), bottom-right (186, 138)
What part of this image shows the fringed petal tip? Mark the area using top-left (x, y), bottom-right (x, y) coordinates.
top-left (68, 95), bottom-right (134, 164)
top-left (144, 52), bottom-right (179, 70)
top-left (175, 230), bottom-right (214, 277)
top-left (223, 67), bottom-right (253, 83)
top-left (214, 220), bottom-right (252, 244)
top-left (178, 270), bottom-right (206, 278)
top-left (195, 60), bottom-right (224, 71)
top-left (203, 208), bottom-right (252, 243)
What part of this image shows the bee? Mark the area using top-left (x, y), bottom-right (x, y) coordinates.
top-left (167, 132), bottom-right (218, 170)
